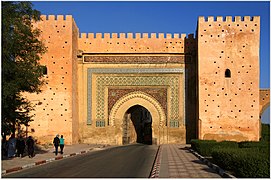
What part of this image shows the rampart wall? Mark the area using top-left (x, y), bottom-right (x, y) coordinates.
top-left (21, 15), bottom-right (262, 145)
top-left (78, 33), bottom-right (196, 53)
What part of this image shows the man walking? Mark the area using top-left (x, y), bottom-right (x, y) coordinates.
top-left (53, 134), bottom-right (60, 155)
top-left (26, 136), bottom-right (35, 158)
top-left (16, 135), bottom-right (26, 157)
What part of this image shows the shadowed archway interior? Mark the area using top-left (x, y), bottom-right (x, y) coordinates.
top-left (123, 105), bottom-right (152, 145)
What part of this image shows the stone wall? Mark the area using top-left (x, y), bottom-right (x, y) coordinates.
top-left (197, 16), bottom-right (260, 141)
top-left (23, 15), bottom-right (261, 145)
top-left (23, 15), bottom-right (79, 144)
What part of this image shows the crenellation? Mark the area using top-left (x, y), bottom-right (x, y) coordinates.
top-left (143, 33), bottom-right (148, 38)
top-left (96, 33), bottom-right (102, 38)
top-left (198, 16), bottom-right (205, 22)
top-left (66, 15), bottom-right (73, 21)
top-left (252, 16), bottom-right (260, 23)
top-left (181, 33), bottom-right (186, 39)
top-left (112, 33), bottom-right (118, 38)
top-left (88, 33), bottom-right (94, 38)
top-left (81, 33), bottom-right (87, 38)
top-left (127, 33), bottom-right (133, 38)
top-left (40, 15), bottom-right (46, 21)
top-left (135, 33), bottom-right (141, 39)
top-left (244, 16), bottom-right (250, 21)
top-left (57, 15), bottom-right (64, 21)
top-left (151, 33), bottom-right (157, 38)
top-left (39, 14), bottom-right (73, 22)
top-left (208, 16), bottom-right (214, 22)
top-left (159, 33), bottom-right (164, 38)
top-left (173, 33), bottom-right (179, 38)
top-left (166, 33), bottom-right (172, 39)
top-left (119, 33), bottom-right (126, 38)
top-left (104, 33), bottom-right (110, 39)
top-left (48, 15), bottom-right (55, 20)
top-left (226, 16), bottom-right (233, 22)
top-left (216, 16), bottom-right (223, 22)
top-left (234, 16), bottom-right (242, 22)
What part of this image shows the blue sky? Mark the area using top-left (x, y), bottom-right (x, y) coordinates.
top-left (32, 1), bottom-right (270, 123)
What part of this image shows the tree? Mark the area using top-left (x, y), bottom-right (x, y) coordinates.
top-left (2, 2), bottom-right (46, 139)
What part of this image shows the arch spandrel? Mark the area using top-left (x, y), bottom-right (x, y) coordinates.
top-left (109, 91), bottom-right (166, 127)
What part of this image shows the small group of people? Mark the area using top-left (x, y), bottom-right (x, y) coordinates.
top-left (2, 134), bottom-right (35, 159)
top-left (53, 134), bottom-right (65, 155)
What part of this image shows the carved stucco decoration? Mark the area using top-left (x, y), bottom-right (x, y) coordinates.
top-left (109, 91), bottom-right (166, 127)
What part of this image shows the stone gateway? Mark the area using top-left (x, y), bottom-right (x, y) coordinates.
top-left (22, 15), bottom-right (265, 145)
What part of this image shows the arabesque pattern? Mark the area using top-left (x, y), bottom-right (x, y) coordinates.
top-left (96, 75), bottom-right (180, 122)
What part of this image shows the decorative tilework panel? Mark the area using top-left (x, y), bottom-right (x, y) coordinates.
top-left (96, 75), bottom-right (180, 122)
top-left (87, 68), bottom-right (184, 125)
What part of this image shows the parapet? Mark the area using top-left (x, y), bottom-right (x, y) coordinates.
top-left (198, 16), bottom-right (260, 23)
top-left (40, 14), bottom-right (73, 21)
top-left (79, 32), bottom-right (189, 40)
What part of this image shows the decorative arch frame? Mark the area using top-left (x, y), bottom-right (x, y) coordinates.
top-left (108, 91), bottom-right (167, 145)
top-left (109, 91), bottom-right (166, 126)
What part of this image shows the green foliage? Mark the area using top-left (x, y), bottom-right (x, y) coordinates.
top-left (212, 148), bottom-right (270, 178)
top-left (238, 141), bottom-right (270, 156)
top-left (2, 2), bottom-right (46, 137)
top-left (190, 139), bottom-right (238, 156)
top-left (261, 123), bottom-right (270, 142)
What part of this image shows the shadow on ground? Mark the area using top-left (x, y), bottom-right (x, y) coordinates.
top-left (2, 144), bottom-right (50, 161)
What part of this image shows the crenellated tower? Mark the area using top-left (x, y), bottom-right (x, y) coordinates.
top-left (23, 15), bottom-right (79, 144)
top-left (197, 16), bottom-right (260, 141)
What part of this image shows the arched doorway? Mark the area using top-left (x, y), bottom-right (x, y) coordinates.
top-left (123, 105), bottom-right (152, 145)
top-left (109, 91), bottom-right (166, 145)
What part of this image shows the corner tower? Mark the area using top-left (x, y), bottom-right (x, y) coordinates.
top-left (197, 16), bottom-right (260, 141)
top-left (24, 15), bottom-right (79, 144)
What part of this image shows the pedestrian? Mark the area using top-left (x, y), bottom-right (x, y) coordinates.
top-left (2, 136), bottom-right (8, 158)
top-left (26, 136), bottom-right (35, 158)
top-left (7, 134), bottom-right (16, 158)
top-left (16, 135), bottom-right (26, 157)
top-left (53, 134), bottom-right (60, 155)
top-left (59, 135), bottom-right (65, 154)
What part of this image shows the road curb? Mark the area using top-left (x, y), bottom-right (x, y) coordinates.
top-left (2, 145), bottom-right (110, 176)
top-left (150, 145), bottom-right (162, 178)
top-left (189, 148), bottom-right (236, 178)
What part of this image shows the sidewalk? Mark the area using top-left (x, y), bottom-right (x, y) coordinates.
top-left (154, 144), bottom-right (223, 178)
top-left (1, 144), bottom-right (111, 175)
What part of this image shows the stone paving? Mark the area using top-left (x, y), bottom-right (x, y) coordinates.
top-left (159, 144), bottom-right (222, 178)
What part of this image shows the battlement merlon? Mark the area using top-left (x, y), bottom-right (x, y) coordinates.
top-left (79, 32), bottom-right (190, 39)
top-left (198, 16), bottom-right (260, 23)
top-left (40, 14), bottom-right (74, 21)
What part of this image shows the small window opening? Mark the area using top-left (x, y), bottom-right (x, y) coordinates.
top-left (41, 65), bottom-right (47, 75)
top-left (225, 69), bottom-right (231, 78)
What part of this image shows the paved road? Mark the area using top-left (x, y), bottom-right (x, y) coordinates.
top-left (3, 144), bottom-right (158, 178)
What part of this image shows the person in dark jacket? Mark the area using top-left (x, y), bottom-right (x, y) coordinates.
top-left (16, 135), bottom-right (25, 157)
top-left (53, 134), bottom-right (60, 155)
top-left (26, 136), bottom-right (35, 158)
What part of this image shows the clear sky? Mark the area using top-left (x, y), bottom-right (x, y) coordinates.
top-left (32, 1), bottom-right (270, 124)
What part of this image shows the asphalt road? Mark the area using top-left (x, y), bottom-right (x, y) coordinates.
top-left (3, 144), bottom-right (158, 178)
